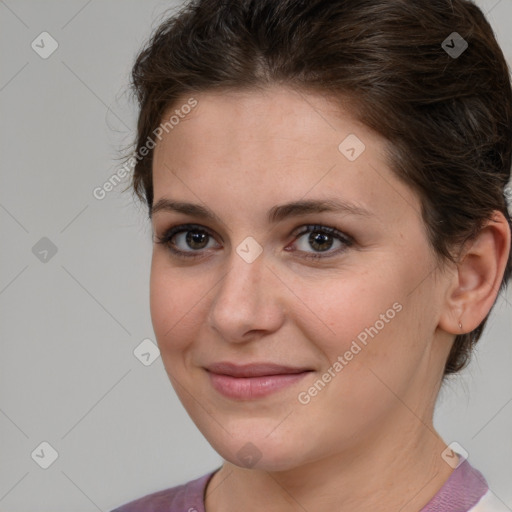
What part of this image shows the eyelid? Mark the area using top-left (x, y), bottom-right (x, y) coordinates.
top-left (155, 222), bottom-right (353, 260)
top-left (154, 223), bottom-right (220, 259)
top-left (288, 224), bottom-right (353, 259)
top-left (290, 224), bottom-right (351, 241)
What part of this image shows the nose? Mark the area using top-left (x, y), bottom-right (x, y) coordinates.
top-left (207, 247), bottom-right (285, 343)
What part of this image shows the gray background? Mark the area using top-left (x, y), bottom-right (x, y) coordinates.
top-left (0, 1), bottom-right (511, 511)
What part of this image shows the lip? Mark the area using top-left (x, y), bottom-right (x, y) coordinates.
top-left (206, 361), bottom-right (313, 377)
top-left (205, 362), bottom-right (314, 400)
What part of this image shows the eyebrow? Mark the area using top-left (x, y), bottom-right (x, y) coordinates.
top-left (150, 198), bottom-right (374, 223)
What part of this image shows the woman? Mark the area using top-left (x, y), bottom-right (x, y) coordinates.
top-left (112, 0), bottom-right (512, 510)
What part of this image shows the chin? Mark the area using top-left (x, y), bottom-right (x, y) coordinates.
top-left (206, 428), bottom-right (308, 472)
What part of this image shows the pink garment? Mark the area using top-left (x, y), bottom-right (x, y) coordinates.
top-left (111, 458), bottom-right (490, 512)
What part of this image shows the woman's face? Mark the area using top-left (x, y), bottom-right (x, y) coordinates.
top-left (150, 86), bottom-right (453, 471)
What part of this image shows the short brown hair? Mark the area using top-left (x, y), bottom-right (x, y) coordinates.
top-left (126, 0), bottom-right (512, 376)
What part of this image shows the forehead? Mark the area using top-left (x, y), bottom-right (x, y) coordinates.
top-left (151, 86), bottom-right (421, 228)
top-left (155, 86), bottom-right (367, 165)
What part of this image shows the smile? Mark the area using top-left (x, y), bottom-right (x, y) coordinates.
top-left (206, 370), bottom-right (313, 400)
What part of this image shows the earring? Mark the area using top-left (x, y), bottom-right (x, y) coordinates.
top-left (458, 321), bottom-right (463, 331)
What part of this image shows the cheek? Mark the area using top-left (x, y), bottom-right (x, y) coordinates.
top-left (149, 256), bottom-right (205, 355)
top-left (291, 277), bottom-right (414, 433)
top-left (296, 270), bottom-right (401, 351)
top-left (296, 263), bottom-right (428, 393)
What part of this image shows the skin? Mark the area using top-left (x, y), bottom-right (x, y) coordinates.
top-left (149, 85), bottom-right (510, 512)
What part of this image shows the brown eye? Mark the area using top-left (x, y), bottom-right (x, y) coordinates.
top-left (290, 225), bottom-right (353, 260)
top-left (155, 224), bottom-right (220, 259)
top-left (184, 230), bottom-right (210, 250)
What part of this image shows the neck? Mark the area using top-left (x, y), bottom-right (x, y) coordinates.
top-left (205, 410), bottom-right (453, 512)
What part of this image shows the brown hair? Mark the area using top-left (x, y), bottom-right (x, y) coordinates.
top-left (126, 0), bottom-right (512, 376)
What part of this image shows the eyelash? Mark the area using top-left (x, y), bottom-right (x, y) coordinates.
top-left (154, 223), bottom-right (353, 261)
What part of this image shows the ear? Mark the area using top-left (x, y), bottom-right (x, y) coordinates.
top-left (438, 211), bottom-right (511, 335)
